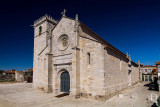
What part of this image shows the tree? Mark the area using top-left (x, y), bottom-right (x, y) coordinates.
top-left (0, 70), bottom-right (5, 74)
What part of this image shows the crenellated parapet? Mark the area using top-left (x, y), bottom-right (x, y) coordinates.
top-left (34, 14), bottom-right (57, 27)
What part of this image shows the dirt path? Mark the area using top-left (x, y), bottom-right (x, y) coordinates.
top-left (0, 82), bottom-right (158, 107)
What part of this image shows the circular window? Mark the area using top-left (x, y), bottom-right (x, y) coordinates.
top-left (58, 34), bottom-right (69, 51)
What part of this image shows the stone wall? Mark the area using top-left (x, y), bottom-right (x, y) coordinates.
top-left (131, 64), bottom-right (139, 84)
top-left (79, 37), bottom-right (105, 99)
top-left (79, 25), bottom-right (106, 100)
top-left (104, 49), bottom-right (129, 99)
top-left (15, 71), bottom-right (24, 82)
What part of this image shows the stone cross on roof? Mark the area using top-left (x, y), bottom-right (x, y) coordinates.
top-left (61, 9), bottom-right (67, 17)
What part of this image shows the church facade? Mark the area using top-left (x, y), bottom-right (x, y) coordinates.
top-left (33, 11), bottom-right (140, 100)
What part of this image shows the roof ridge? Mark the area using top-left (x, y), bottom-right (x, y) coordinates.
top-left (79, 22), bottom-right (127, 58)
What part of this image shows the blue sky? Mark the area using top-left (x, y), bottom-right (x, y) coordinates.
top-left (0, 0), bottom-right (160, 71)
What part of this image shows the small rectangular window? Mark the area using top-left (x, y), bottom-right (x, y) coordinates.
top-left (87, 53), bottom-right (90, 65)
top-left (145, 69), bottom-right (147, 73)
top-left (39, 26), bottom-right (42, 35)
top-left (149, 75), bottom-right (152, 81)
top-left (142, 75), bottom-right (144, 81)
top-left (145, 75), bottom-right (148, 81)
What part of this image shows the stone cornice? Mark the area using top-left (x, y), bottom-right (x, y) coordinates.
top-left (53, 53), bottom-right (72, 57)
top-left (54, 62), bottom-right (72, 66)
top-left (45, 53), bottom-right (53, 55)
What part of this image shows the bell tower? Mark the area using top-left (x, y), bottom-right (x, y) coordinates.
top-left (33, 14), bottom-right (57, 55)
top-left (33, 14), bottom-right (57, 92)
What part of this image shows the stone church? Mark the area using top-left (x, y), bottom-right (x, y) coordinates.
top-left (33, 10), bottom-right (140, 100)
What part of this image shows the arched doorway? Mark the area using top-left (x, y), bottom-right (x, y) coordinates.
top-left (61, 71), bottom-right (70, 93)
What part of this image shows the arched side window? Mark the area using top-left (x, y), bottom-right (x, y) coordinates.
top-left (87, 53), bottom-right (90, 65)
top-left (39, 26), bottom-right (42, 35)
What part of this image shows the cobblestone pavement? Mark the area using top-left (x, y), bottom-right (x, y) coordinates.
top-left (0, 82), bottom-right (159, 107)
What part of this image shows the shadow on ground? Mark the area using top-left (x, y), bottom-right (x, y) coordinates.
top-left (144, 83), bottom-right (151, 87)
top-left (151, 103), bottom-right (158, 107)
top-left (143, 82), bottom-right (158, 91)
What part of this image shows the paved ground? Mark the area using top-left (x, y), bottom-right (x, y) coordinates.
top-left (103, 83), bottom-right (159, 107)
top-left (0, 82), bottom-right (159, 107)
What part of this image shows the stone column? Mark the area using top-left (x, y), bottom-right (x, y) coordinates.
top-left (97, 45), bottom-right (106, 100)
top-left (71, 47), bottom-right (80, 98)
top-left (42, 53), bottom-right (53, 93)
top-left (46, 29), bottom-right (53, 93)
top-left (70, 14), bottom-right (81, 98)
top-left (46, 53), bottom-right (53, 93)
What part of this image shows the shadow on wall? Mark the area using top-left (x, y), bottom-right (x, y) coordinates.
top-left (107, 49), bottom-right (128, 63)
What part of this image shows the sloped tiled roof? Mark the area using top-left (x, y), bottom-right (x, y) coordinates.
top-left (155, 61), bottom-right (160, 64)
top-left (5, 70), bottom-right (16, 73)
